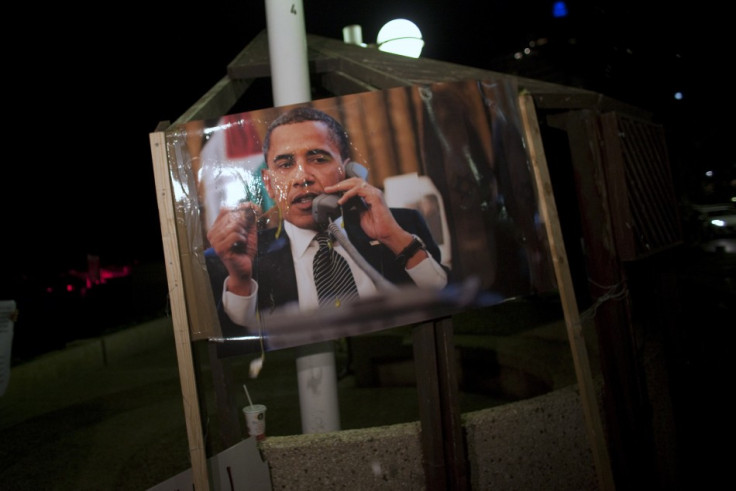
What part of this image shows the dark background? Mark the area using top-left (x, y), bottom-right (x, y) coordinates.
top-left (2, 0), bottom-right (731, 360)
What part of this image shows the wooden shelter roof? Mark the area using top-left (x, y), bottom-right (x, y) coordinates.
top-left (173, 30), bottom-right (650, 126)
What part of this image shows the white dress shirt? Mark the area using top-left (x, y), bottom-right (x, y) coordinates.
top-left (222, 219), bottom-right (447, 331)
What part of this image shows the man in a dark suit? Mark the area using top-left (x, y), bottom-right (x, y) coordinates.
top-left (205, 107), bottom-right (447, 353)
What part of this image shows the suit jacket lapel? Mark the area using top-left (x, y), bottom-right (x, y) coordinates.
top-left (256, 229), bottom-right (299, 313)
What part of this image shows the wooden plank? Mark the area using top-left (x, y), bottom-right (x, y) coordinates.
top-left (412, 322), bottom-right (447, 490)
top-left (305, 33), bottom-right (652, 119)
top-left (173, 76), bottom-right (254, 125)
top-left (518, 93), bottom-right (615, 491)
top-left (226, 30), bottom-right (273, 79)
top-left (598, 113), bottom-right (637, 260)
top-left (208, 343), bottom-right (243, 450)
top-left (433, 318), bottom-right (468, 490)
top-left (319, 70), bottom-right (379, 96)
top-left (411, 318), bottom-right (468, 491)
top-left (149, 130), bottom-right (211, 491)
top-left (223, 30), bottom-right (650, 119)
top-left (550, 109), bottom-right (660, 489)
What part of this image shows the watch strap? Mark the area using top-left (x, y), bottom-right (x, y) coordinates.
top-left (395, 235), bottom-right (427, 269)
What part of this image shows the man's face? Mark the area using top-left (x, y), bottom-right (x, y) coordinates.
top-left (263, 120), bottom-right (348, 230)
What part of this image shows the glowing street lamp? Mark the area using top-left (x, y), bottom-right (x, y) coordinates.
top-left (376, 19), bottom-right (424, 58)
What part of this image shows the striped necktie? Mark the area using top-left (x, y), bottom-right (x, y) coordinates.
top-left (313, 231), bottom-right (359, 308)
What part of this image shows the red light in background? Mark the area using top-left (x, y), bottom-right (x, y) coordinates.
top-left (46, 258), bottom-right (134, 297)
top-left (99, 265), bottom-right (131, 283)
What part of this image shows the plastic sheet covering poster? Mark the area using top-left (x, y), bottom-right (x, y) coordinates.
top-left (163, 78), bottom-right (556, 354)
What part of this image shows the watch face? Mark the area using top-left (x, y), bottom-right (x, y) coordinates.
top-left (396, 236), bottom-right (426, 268)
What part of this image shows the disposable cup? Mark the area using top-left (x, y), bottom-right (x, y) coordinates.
top-left (243, 404), bottom-right (267, 440)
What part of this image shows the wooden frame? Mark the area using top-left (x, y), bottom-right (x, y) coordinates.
top-left (149, 30), bottom-right (620, 490)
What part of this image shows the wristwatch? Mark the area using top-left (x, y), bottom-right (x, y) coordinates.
top-left (395, 234), bottom-right (427, 269)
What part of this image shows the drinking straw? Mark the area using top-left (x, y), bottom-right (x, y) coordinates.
top-left (243, 383), bottom-right (254, 407)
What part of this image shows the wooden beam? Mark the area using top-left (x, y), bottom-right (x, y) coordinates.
top-left (149, 130), bottom-right (211, 490)
top-left (546, 108), bottom-right (660, 489)
top-left (305, 33), bottom-right (651, 119)
top-left (433, 318), bottom-right (468, 490)
top-left (208, 343), bottom-right (243, 450)
top-left (191, 30), bottom-right (651, 122)
top-left (412, 321), bottom-right (447, 490)
top-left (518, 93), bottom-right (615, 491)
top-left (319, 70), bottom-right (379, 96)
top-left (413, 318), bottom-right (468, 491)
top-left (173, 76), bottom-right (254, 125)
top-left (226, 30), bottom-right (273, 79)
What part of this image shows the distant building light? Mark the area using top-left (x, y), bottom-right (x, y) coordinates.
top-left (514, 52), bottom-right (523, 60)
top-left (553, 1), bottom-right (569, 18)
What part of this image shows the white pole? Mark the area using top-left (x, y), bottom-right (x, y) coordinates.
top-left (264, 0), bottom-right (340, 434)
top-left (265, 0), bottom-right (311, 106)
top-left (295, 342), bottom-right (341, 433)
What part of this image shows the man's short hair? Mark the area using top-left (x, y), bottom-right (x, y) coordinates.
top-left (263, 107), bottom-right (351, 161)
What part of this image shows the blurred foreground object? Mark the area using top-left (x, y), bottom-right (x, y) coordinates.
top-left (0, 300), bottom-right (17, 396)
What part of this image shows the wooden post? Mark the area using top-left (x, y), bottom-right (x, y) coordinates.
top-left (432, 318), bottom-right (468, 490)
top-left (518, 93), bottom-right (615, 490)
top-left (149, 128), bottom-right (211, 490)
top-left (413, 318), bottom-right (468, 491)
top-left (546, 109), bottom-right (661, 488)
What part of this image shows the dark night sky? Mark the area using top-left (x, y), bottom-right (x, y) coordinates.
top-left (1, 0), bottom-right (729, 294)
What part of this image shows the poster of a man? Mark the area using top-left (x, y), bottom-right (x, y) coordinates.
top-left (165, 78), bottom-right (556, 354)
